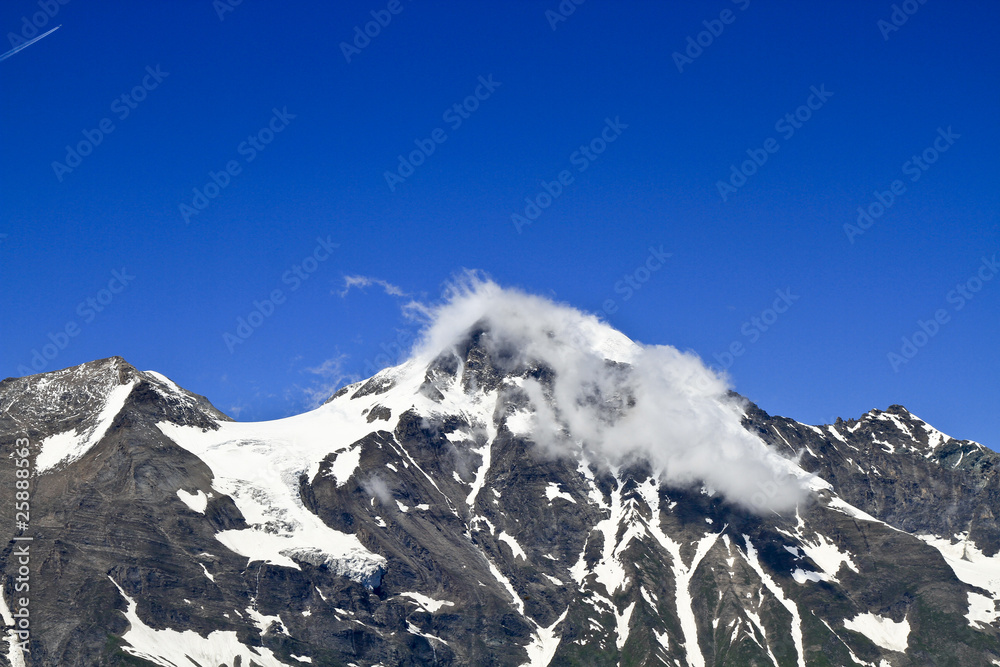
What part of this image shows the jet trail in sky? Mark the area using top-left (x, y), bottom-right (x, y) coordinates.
top-left (0, 25), bottom-right (61, 63)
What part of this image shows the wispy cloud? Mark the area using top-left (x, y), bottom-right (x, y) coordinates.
top-left (298, 353), bottom-right (359, 408)
top-left (336, 275), bottom-right (407, 298)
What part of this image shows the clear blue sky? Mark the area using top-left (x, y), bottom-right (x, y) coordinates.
top-left (2, 1), bottom-right (997, 448)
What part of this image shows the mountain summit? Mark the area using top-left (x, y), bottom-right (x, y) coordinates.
top-left (1, 284), bottom-right (998, 666)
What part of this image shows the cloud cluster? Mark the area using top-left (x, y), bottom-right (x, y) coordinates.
top-left (410, 274), bottom-right (810, 513)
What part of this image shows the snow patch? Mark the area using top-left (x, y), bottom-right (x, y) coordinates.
top-left (246, 605), bottom-right (287, 635)
top-left (108, 577), bottom-right (289, 666)
top-left (634, 478), bottom-right (718, 667)
top-left (156, 414), bottom-right (387, 586)
top-left (568, 544), bottom-right (588, 585)
top-left (144, 371), bottom-right (190, 399)
top-left (466, 426), bottom-right (495, 509)
top-left (875, 412), bottom-right (913, 439)
top-left (966, 591), bottom-right (1000, 629)
top-left (826, 496), bottom-right (902, 533)
top-left (214, 526), bottom-right (381, 584)
top-left (771, 425), bottom-right (794, 451)
top-left (36, 379), bottom-right (137, 472)
top-left (744, 609), bottom-right (781, 666)
top-left (544, 482), bottom-right (575, 503)
top-left (843, 612), bottom-right (909, 653)
top-left (826, 424), bottom-right (849, 445)
top-left (797, 531), bottom-right (859, 581)
top-left (486, 557), bottom-right (524, 615)
top-left (176, 488), bottom-right (208, 513)
top-left (798, 422), bottom-right (825, 436)
top-left (742, 536), bottom-right (806, 667)
top-left (520, 608), bottom-right (567, 667)
top-left (398, 592), bottom-right (455, 614)
top-left (791, 568), bottom-right (825, 584)
top-left (499, 531), bottom-right (528, 560)
top-left (615, 601), bottom-right (636, 650)
top-left (0, 585), bottom-right (14, 626)
top-left (325, 444), bottom-right (363, 487)
top-left (406, 621), bottom-right (449, 646)
top-left (1, 583), bottom-right (26, 667)
top-left (589, 480), bottom-right (633, 595)
top-left (872, 437), bottom-right (895, 454)
top-left (917, 533), bottom-right (1000, 601)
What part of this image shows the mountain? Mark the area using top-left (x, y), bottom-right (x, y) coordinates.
top-left (1, 294), bottom-right (999, 666)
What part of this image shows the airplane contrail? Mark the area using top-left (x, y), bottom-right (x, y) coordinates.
top-left (0, 24), bottom-right (61, 63)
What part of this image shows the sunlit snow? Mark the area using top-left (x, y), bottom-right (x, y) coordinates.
top-left (36, 379), bottom-right (137, 472)
top-left (843, 612), bottom-right (909, 653)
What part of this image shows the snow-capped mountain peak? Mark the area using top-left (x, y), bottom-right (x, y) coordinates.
top-left (1, 292), bottom-right (997, 665)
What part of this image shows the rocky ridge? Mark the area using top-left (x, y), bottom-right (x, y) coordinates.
top-left (0, 331), bottom-right (998, 666)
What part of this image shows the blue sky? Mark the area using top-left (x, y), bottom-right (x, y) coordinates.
top-left (1, 1), bottom-right (997, 448)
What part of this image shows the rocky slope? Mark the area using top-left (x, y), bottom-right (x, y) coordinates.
top-left (1, 319), bottom-right (998, 666)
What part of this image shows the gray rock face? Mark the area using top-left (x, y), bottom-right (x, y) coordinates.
top-left (1, 343), bottom-right (998, 666)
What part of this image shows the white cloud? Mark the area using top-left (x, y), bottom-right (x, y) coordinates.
top-left (407, 274), bottom-right (811, 513)
top-left (363, 476), bottom-right (393, 505)
top-left (337, 275), bottom-right (407, 298)
top-left (306, 355), bottom-right (351, 380)
top-left (401, 269), bottom-right (486, 323)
